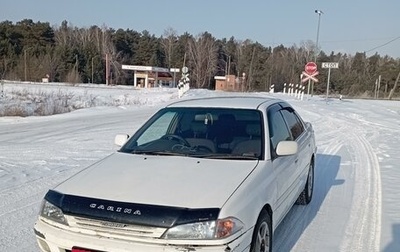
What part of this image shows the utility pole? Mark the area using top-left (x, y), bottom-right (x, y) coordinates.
top-left (105, 53), bottom-right (109, 85)
top-left (24, 49), bottom-right (27, 81)
top-left (91, 57), bottom-right (94, 84)
top-left (227, 55), bottom-right (231, 76)
top-left (377, 75), bottom-right (381, 99)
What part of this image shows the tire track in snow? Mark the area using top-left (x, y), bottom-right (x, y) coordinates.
top-left (0, 170), bottom-right (71, 217)
top-left (0, 159), bottom-right (88, 252)
top-left (339, 128), bottom-right (381, 252)
top-left (314, 109), bottom-right (382, 251)
top-left (0, 173), bottom-right (64, 252)
top-left (312, 109), bottom-right (382, 251)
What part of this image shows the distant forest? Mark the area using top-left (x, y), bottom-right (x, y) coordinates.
top-left (1, 19), bottom-right (399, 98)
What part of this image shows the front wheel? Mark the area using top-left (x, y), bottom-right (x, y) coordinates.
top-left (250, 210), bottom-right (272, 252)
top-left (296, 159), bottom-right (314, 205)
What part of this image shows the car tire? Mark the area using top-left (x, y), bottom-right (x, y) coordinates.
top-left (296, 159), bottom-right (314, 205)
top-left (250, 209), bottom-right (272, 252)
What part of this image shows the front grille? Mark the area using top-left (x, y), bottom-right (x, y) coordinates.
top-left (67, 215), bottom-right (167, 241)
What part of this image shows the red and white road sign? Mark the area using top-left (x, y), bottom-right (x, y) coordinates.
top-left (301, 71), bottom-right (319, 83)
top-left (305, 62), bottom-right (317, 75)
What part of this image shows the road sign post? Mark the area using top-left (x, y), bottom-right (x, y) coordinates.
top-left (178, 66), bottom-right (190, 98)
top-left (322, 62), bottom-right (339, 101)
top-left (304, 62), bottom-right (318, 95)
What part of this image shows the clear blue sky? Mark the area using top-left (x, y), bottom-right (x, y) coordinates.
top-left (1, 0), bottom-right (399, 58)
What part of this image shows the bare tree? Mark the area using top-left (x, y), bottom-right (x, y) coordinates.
top-left (54, 21), bottom-right (71, 47)
top-left (187, 32), bottom-right (218, 88)
top-left (100, 25), bottom-right (120, 84)
top-left (235, 40), bottom-right (253, 89)
top-left (28, 49), bottom-right (61, 82)
top-left (161, 27), bottom-right (178, 68)
top-left (299, 40), bottom-right (316, 62)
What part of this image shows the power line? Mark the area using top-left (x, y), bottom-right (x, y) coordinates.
top-left (365, 36), bottom-right (400, 53)
top-left (321, 37), bottom-right (397, 44)
top-left (264, 36), bottom-right (400, 47)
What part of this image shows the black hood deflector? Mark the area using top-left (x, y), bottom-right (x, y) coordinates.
top-left (45, 190), bottom-right (219, 228)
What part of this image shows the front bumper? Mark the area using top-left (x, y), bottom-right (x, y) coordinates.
top-left (34, 219), bottom-right (252, 252)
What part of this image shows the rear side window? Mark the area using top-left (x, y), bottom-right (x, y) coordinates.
top-left (280, 109), bottom-right (305, 140)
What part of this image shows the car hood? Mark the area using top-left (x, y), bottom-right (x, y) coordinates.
top-left (55, 152), bottom-right (258, 209)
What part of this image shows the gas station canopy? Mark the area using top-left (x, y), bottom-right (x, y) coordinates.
top-left (122, 65), bottom-right (173, 88)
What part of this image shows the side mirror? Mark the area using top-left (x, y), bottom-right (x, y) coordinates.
top-left (305, 122), bottom-right (312, 130)
top-left (276, 141), bottom-right (298, 156)
top-left (114, 134), bottom-right (129, 147)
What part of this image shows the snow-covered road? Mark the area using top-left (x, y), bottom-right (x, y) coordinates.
top-left (0, 85), bottom-right (399, 251)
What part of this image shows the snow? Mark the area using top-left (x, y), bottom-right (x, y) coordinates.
top-left (0, 82), bottom-right (399, 251)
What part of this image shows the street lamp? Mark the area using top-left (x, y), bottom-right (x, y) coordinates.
top-left (312, 9), bottom-right (323, 96)
top-left (314, 10), bottom-right (323, 61)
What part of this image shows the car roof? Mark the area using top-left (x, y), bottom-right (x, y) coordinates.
top-left (166, 96), bottom-right (283, 110)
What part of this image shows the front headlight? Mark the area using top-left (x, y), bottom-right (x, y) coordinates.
top-left (163, 217), bottom-right (243, 240)
top-left (40, 200), bottom-right (68, 226)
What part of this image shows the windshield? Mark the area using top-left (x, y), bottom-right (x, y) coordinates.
top-left (120, 108), bottom-right (264, 160)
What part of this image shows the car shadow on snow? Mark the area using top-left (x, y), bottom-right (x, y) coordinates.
top-left (272, 153), bottom-right (343, 251)
top-left (384, 223), bottom-right (400, 252)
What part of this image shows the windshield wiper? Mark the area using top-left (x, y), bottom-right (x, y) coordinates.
top-left (190, 154), bottom-right (259, 160)
top-left (131, 150), bottom-right (186, 156)
top-left (131, 150), bottom-right (259, 160)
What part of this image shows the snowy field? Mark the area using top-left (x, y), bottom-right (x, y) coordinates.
top-left (0, 82), bottom-right (399, 251)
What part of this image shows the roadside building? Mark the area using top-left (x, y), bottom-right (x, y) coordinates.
top-left (122, 65), bottom-right (174, 88)
top-left (214, 74), bottom-right (246, 92)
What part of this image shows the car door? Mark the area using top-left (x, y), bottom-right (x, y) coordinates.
top-left (280, 106), bottom-right (311, 201)
top-left (267, 104), bottom-right (298, 227)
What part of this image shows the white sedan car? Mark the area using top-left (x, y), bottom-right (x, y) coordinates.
top-left (34, 96), bottom-right (317, 252)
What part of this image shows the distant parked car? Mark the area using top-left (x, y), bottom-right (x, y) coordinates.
top-left (34, 96), bottom-right (317, 252)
